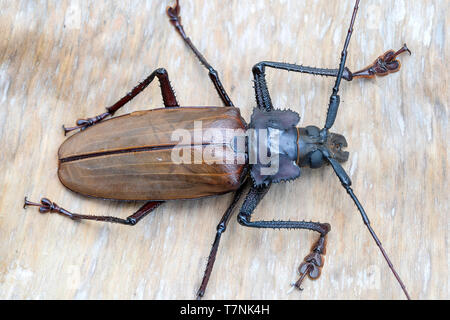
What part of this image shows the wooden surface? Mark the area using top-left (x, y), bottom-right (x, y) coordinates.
top-left (0, 1), bottom-right (447, 300)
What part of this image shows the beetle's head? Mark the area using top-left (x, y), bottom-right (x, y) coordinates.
top-left (297, 125), bottom-right (349, 169)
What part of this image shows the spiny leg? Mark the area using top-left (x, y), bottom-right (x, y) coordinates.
top-left (236, 184), bottom-right (331, 292)
top-left (196, 180), bottom-right (250, 300)
top-left (251, 61), bottom-right (352, 111)
top-left (251, 43), bottom-right (409, 112)
top-left (252, 63), bottom-right (274, 111)
top-left (23, 197), bottom-right (163, 226)
top-left (167, 0), bottom-right (234, 106)
top-left (63, 68), bottom-right (179, 134)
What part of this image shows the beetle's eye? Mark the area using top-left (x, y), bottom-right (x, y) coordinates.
top-left (310, 150), bottom-right (324, 168)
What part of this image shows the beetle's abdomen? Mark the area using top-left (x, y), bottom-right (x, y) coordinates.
top-left (58, 107), bottom-right (247, 200)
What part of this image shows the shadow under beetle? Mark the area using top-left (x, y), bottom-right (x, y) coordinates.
top-left (24, 0), bottom-right (411, 299)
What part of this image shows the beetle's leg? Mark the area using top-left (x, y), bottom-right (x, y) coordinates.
top-left (236, 184), bottom-right (331, 292)
top-left (23, 197), bottom-right (163, 226)
top-left (167, 0), bottom-right (234, 107)
top-left (63, 68), bottom-right (178, 135)
top-left (251, 42), bottom-right (409, 112)
top-left (251, 60), bottom-right (357, 111)
top-left (196, 180), bottom-right (250, 300)
top-left (254, 61), bottom-right (353, 84)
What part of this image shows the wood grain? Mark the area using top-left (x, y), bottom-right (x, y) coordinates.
top-left (0, 0), bottom-right (447, 300)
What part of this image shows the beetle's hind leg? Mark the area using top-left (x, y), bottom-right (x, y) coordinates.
top-left (23, 197), bottom-right (163, 226)
top-left (63, 68), bottom-right (179, 135)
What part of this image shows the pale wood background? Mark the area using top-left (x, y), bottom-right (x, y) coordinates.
top-left (0, 0), bottom-right (447, 300)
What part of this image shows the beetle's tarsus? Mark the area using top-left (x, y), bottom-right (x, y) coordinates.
top-left (294, 235), bottom-right (327, 291)
top-left (22, 197), bottom-right (75, 220)
top-left (23, 197), bottom-right (43, 209)
top-left (351, 43), bottom-right (411, 79)
top-left (23, 196), bottom-right (32, 209)
top-left (294, 268), bottom-right (309, 291)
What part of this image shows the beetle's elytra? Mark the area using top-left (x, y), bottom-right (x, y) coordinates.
top-left (24, 0), bottom-right (411, 299)
top-left (58, 107), bottom-right (247, 200)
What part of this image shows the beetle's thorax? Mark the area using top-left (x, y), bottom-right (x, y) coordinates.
top-left (247, 108), bottom-right (349, 186)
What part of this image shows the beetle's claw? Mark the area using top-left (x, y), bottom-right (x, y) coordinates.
top-left (23, 196), bottom-right (43, 209)
top-left (23, 196), bottom-right (30, 209)
top-left (63, 124), bottom-right (83, 135)
top-left (294, 264), bottom-right (311, 290)
top-left (167, 0), bottom-right (181, 26)
top-left (400, 43), bottom-right (411, 56)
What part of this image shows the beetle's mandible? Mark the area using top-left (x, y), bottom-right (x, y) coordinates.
top-left (24, 0), bottom-right (411, 299)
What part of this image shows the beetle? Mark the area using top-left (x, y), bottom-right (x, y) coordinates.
top-left (24, 0), bottom-right (411, 299)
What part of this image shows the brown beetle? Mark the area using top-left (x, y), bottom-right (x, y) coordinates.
top-left (24, 0), bottom-right (411, 299)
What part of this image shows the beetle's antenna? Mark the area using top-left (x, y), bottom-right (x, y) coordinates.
top-left (322, 0), bottom-right (360, 135)
top-left (322, 151), bottom-right (411, 300)
top-left (318, 0), bottom-right (411, 299)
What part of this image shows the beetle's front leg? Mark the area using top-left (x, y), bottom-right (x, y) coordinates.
top-left (251, 43), bottom-right (410, 112)
top-left (236, 184), bottom-right (331, 293)
top-left (63, 68), bottom-right (179, 135)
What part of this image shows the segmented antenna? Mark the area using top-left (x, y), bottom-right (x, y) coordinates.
top-left (323, 0), bottom-right (360, 132)
top-left (321, 0), bottom-right (411, 300)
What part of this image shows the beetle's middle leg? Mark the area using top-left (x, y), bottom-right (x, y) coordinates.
top-left (167, 0), bottom-right (234, 107)
top-left (236, 184), bottom-right (331, 292)
top-left (63, 68), bottom-right (179, 134)
top-left (23, 197), bottom-right (163, 226)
